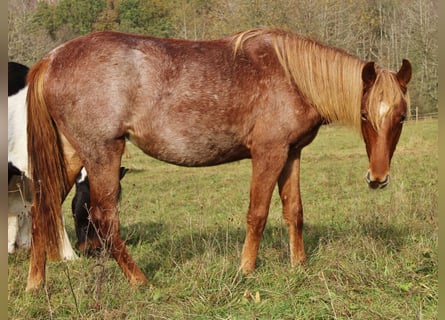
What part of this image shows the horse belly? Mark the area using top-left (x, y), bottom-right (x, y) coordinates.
top-left (129, 125), bottom-right (249, 167)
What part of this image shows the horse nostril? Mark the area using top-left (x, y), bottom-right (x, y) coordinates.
top-left (379, 175), bottom-right (390, 188)
top-left (365, 171), bottom-right (389, 189)
top-left (368, 180), bottom-right (381, 189)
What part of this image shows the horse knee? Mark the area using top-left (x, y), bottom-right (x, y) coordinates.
top-left (281, 196), bottom-right (302, 223)
top-left (246, 212), bottom-right (269, 237)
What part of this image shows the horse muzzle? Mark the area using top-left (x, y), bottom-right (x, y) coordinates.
top-left (365, 170), bottom-right (389, 189)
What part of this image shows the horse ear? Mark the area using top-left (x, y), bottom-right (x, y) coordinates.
top-left (362, 61), bottom-right (376, 89)
top-left (396, 59), bottom-right (412, 88)
top-left (119, 167), bottom-right (129, 180)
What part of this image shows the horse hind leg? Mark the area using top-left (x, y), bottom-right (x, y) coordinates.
top-left (26, 134), bottom-right (82, 291)
top-left (60, 133), bottom-right (83, 259)
top-left (85, 145), bottom-right (148, 285)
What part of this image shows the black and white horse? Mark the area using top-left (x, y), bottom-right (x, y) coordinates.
top-left (8, 62), bottom-right (42, 254)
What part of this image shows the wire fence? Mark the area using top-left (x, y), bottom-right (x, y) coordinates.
top-left (410, 107), bottom-right (438, 121)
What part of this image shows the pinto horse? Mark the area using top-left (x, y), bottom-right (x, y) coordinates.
top-left (8, 62), bottom-right (33, 254)
top-left (25, 28), bottom-right (411, 290)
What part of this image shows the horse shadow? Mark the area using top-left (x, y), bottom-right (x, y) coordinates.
top-left (119, 217), bottom-right (410, 278)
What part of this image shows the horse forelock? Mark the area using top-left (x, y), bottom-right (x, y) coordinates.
top-left (232, 28), bottom-right (366, 132)
top-left (365, 70), bottom-right (410, 130)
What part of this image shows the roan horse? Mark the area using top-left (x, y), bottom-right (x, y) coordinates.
top-left (25, 28), bottom-right (411, 290)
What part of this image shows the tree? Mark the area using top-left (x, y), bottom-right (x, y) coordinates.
top-left (170, 0), bottom-right (216, 39)
top-left (93, 0), bottom-right (121, 31)
top-left (34, 0), bottom-right (106, 37)
top-left (118, 0), bottom-right (173, 36)
top-left (8, 0), bottom-right (437, 115)
top-left (9, 1), bottom-right (60, 65)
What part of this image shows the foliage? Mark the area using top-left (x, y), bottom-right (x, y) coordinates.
top-left (8, 120), bottom-right (437, 319)
top-left (118, 0), bottom-right (173, 36)
top-left (8, 0), bottom-right (438, 116)
top-left (34, 0), bottom-right (106, 37)
top-left (8, 1), bottom-right (56, 66)
top-left (93, 0), bottom-right (120, 31)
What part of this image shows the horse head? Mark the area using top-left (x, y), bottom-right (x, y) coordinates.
top-left (360, 59), bottom-right (412, 189)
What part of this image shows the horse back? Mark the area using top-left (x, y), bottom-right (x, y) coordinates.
top-left (41, 31), bottom-right (320, 166)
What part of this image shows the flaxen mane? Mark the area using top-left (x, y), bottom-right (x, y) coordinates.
top-left (232, 28), bottom-right (407, 132)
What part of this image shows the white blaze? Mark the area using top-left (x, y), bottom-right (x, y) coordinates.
top-left (379, 101), bottom-right (391, 117)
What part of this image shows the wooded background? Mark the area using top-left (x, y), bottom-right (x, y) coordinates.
top-left (9, 0), bottom-right (437, 116)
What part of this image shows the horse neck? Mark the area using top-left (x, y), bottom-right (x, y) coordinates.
top-left (273, 34), bottom-right (366, 131)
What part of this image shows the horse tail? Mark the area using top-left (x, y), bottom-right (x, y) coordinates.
top-left (27, 59), bottom-right (70, 260)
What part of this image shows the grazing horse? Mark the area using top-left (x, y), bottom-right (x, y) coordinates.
top-left (72, 166), bottom-right (129, 253)
top-left (8, 62), bottom-right (32, 253)
top-left (25, 28), bottom-right (411, 290)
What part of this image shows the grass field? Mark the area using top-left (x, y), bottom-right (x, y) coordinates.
top-left (8, 119), bottom-right (437, 319)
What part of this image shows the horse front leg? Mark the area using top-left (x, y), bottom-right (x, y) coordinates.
top-left (278, 149), bottom-right (306, 266)
top-left (240, 147), bottom-right (288, 273)
top-left (89, 201), bottom-right (148, 285)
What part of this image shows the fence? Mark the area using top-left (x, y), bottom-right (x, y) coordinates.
top-left (410, 107), bottom-right (438, 121)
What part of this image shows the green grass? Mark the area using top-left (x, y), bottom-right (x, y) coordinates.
top-left (8, 119), bottom-right (437, 319)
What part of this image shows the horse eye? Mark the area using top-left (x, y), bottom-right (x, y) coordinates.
top-left (400, 114), bottom-right (406, 123)
top-left (361, 112), bottom-right (367, 121)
